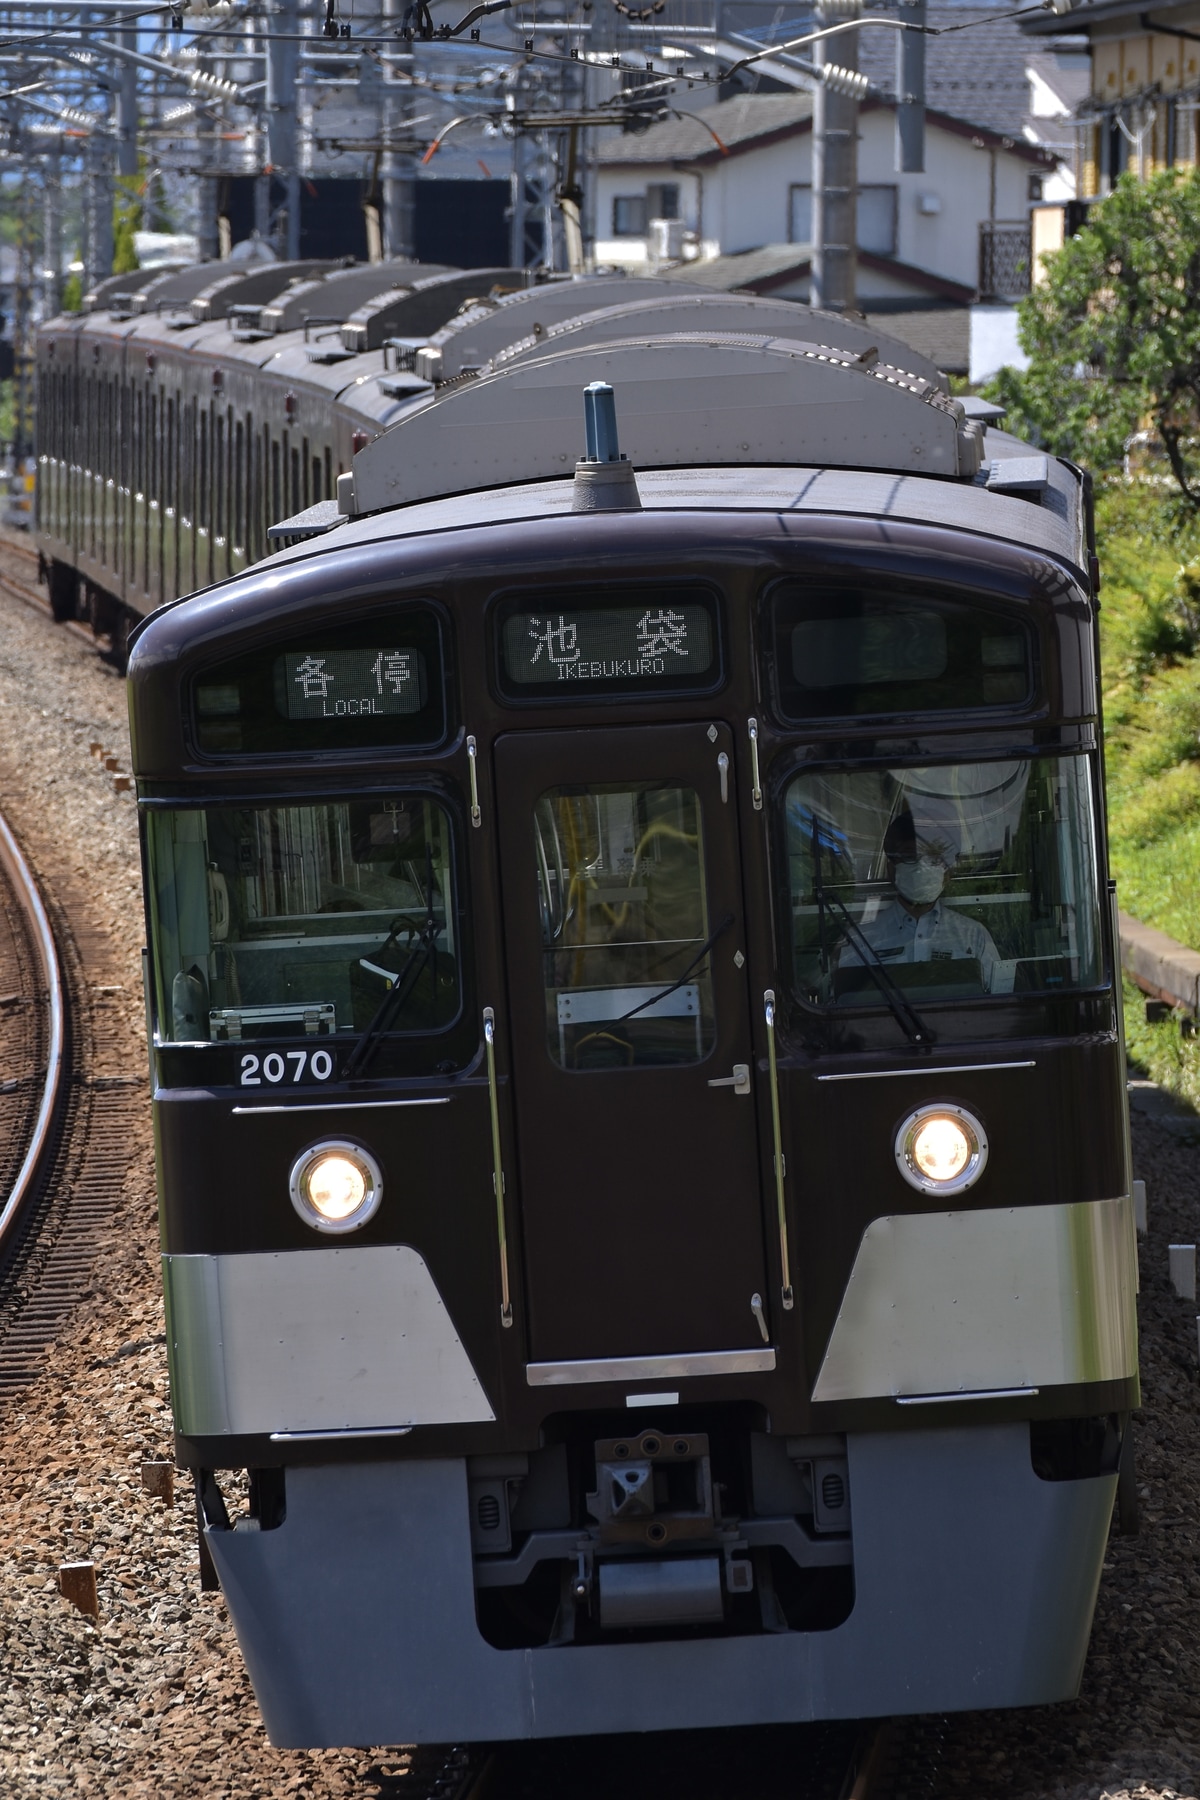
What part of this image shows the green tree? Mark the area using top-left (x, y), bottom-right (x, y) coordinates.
top-left (112, 173), bottom-right (142, 275)
top-left (989, 168), bottom-right (1200, 508)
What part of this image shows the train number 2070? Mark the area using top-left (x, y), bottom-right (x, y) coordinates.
top-left (240, 1049), bottom-right (335, 1086)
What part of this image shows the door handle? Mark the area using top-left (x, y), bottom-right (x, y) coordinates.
top-left (707, 1063), bottom-right (750, 1094)
top-left (717, 751), bottom-right (729, 803)
top-left (482, 1007), bottom-right (514, 1329)
top-left (747, 718), bottom-right (762, 811)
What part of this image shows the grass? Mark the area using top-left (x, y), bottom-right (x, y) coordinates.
top-left (1095, 481), bottom-right (1200, 1106)
top-left (1096, 480), bottom-right (1200, 949)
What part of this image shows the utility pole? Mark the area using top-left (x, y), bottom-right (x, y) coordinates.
top-left (511, 130), bottom-right (560, 269)
top-left (117, 24), bottom-right (138, 178)
top-left (266, 0), bottom-right (301, 258)
top-left (811, 0), bottom-right (860, 314)
top-left (382, 0), bottom-right (415, 259)
top-left (196, 25), bottom-right (219, 259)
top-left (86, 131), bottom-right (115, 286)
top-left (198, 168), bottom-right (220, 260)
top-left (14, 155), bottom-right (33, 460)
top-left (43, 147), bottom-right (62, 318)
top-left (895, 0), bottom-right (926, 174)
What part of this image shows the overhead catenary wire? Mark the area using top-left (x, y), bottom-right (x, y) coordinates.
top-left (0, 0), bottom-right (1070, 331)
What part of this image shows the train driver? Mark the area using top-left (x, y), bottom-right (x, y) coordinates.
top-left (836, 810), bottom-right (1002, 992)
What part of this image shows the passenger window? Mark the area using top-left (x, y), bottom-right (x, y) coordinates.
top-left (535, 783), bottom-right (716, 1070)
top-left (145, 797), bottom-right (460, 1044)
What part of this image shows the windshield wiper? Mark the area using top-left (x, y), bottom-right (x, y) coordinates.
top-left (342, 843), bottom-right (440, 1081)
top-left (613, 913), bottom-right (735, 1024)
top-left (810, 831), bottom-right (934, 1050)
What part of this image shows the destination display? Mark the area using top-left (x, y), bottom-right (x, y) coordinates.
top-left (277, 647), bottom-right (427, 720)
top-left (770, 583), bottom-right (1034, 722)
top-left (191, 608), bottom-right (446, 756)
top-left (500, 599), bottom-right (716, 696)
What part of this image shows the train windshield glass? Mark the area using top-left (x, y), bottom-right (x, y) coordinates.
top-left (145, 797), bottom-right (459, 1043)
top-left (783, 756), bottom-right (1101, 1006)
top-left (535, 782), bottom-right (717, 1069)
top-left (770, 582), bottom-right (1034, 720)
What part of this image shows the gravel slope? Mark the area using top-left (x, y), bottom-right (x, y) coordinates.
top-left (0, 576), bottom-right (1197, 1800)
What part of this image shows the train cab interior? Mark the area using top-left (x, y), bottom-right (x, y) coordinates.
top-left (145, 795), bottom-right (460, 1048)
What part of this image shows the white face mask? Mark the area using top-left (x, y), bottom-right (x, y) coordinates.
top-left (894, 858), bottom-right (945, 906)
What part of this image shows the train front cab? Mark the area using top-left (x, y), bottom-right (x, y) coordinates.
top-left (129, 491), bottom-right (1139, 1748)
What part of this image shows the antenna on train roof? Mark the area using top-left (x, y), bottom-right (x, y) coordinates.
top-left (572, 382), bottom-right (642, 514)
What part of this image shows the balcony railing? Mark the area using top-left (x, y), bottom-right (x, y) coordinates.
top-left (979, 222), bottom-right (1032, 301)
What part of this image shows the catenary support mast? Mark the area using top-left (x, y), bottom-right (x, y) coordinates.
top-left (811, 0), bottom-right (860, 315)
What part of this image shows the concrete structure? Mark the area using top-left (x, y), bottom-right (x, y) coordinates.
top-left (1119, 910), bottom-right (1200, 1016)
top-left (968, 302), bottom-right (1030, 386)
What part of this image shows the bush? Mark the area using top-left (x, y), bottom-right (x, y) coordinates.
top-left (987, 170), bottom-right (1200, 507)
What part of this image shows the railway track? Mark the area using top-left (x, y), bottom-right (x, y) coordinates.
top-left (409, 1716), bottom-right (918, 1800)
top-left (0, 536), bottom-right (941, 1800)
top-left (0, 798), bottom-right (143, 1404)
top-left (0, 533), bottom-right (1187, 1798)
top-left (0, 525), bottom-right (116, 660)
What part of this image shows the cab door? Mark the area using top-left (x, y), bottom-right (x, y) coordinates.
top-left (494, 721), bottom-right (771, 1369)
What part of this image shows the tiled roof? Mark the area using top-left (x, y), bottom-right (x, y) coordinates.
top-left (646, 249), bottom-right (971, 373)
top-left (863, 304), bottom-right (969, 377)
top-left (653, 244), bottom-right (974, 304)
top-left (858, 6), bottom-right (1084, 140)
top-left (664, 244), bottom-right (812, 286)
top-left (595, 92), bottom-right (812, 164)
top-left (597, 31), bottom-right (1068, 168)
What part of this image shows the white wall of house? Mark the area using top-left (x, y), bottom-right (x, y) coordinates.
top-left (594, 109), bottom-right (1046, 297)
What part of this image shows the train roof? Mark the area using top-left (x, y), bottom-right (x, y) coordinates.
top-left (83, 265), bottom-right (180, 313)
top-left (418, 275), bottom-right (713, 381)
top-left (254, 260), bottom-right (456, 335)
top-left (419, 279), bottom-right (946, 393)
top-left (486, 294), bottom-right (947, 393)
top-left (343, 333), bottom-right (985, 518)
top-left (121, 258), bottom-right (331, 319)
top-left (340, 268), bottom-right (529, 353)
top-left (259, 336), bottom-right (431, 414)
top-left (258, 448), bottom-right (1086, 583)
top-left (188, 259), bottom-right (344, 323)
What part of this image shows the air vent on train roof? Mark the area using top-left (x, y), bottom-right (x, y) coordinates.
top-left (342, 332), bottom-right (984, 517)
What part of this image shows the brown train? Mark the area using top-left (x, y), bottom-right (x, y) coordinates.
top-left (119, 269), bottom-right (1136, 1748)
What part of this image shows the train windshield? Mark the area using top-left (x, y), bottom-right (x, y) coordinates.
top-left (783, 756), bottom-right (1102, 1007)
top-left (145, 797), bottom-right (459, 1043)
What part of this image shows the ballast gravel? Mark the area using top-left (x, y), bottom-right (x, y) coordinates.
top-left (0, 556), bottom-right (1198, 1800)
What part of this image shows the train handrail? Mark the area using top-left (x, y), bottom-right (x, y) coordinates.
top-left (0, 810), bottom-right (64, 1251)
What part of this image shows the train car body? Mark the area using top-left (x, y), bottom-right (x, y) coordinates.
top-left (125, 294), bottom-right (1139, 1748)
top-left (34, 261), bottom-right (528, 650)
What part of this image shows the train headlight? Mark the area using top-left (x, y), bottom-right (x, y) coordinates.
top-left (894, 1105), bottom-right (987, 1196)
top-left (289, 1140), bottom-right (383, 1234)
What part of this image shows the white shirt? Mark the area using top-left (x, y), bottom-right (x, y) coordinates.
top-left (837, 897), bottom-right (1002, 993)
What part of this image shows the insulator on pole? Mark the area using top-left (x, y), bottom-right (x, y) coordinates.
top-left (821, 63), bottom-right (870, 98)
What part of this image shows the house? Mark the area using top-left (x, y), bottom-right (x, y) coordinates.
top-left (1021, 0), bottom-right (1200, 195)
top-left (593, 89), bottom-right (1059, 306)
top-left (857, 5), bottom-right (1088, 196)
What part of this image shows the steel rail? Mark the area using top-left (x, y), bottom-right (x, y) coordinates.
top-left (0, 809), bottom-right (64, 1250)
